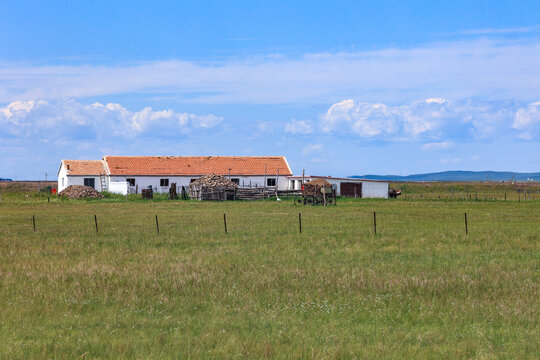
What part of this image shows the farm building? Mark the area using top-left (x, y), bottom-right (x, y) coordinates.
top-left (287, 175), bottom-right (389, 198)
top-left (57, 160), bottom-right (108, 192)
top-left (58, 156), bottom-right (292, 195)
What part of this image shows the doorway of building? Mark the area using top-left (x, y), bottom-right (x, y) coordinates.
top-left (340, 182), bottom-right (362, 198)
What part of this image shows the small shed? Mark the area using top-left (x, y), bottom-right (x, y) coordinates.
top-left (189, 174), bottom-right (238, 201)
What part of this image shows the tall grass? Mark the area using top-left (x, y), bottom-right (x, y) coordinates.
top-left (0, 190), bottom-right (538, 358)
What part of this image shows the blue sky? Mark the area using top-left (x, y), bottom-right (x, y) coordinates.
top-left (1, 1), bottom-right (539, 179)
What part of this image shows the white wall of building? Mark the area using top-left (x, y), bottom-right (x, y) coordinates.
top-left (286, 176), bottom-right (389, 198)
top-left (108, 175), bottom-right (290, 194)
top-left (64, 175), bottom-right (105, 192)
top-left (109, 181), bottom-right (128, 195)
top-left (58, 165), bottom-right (68, 192)
top-left (361, 181), bottom-right (389, 198)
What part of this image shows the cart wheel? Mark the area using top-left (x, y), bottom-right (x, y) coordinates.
top-left (294, 196), bottom-right (305, 206)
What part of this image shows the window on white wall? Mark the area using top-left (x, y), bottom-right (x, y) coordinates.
top-left (127, 178), bottom-right (135, 186)
top-left (231, 178), bottom-right (239, 185)
top-left (62, 178), bottom-right (64, 187)
top-left (84, 178), bottom-right (95, 189)
top-left (267, 178), bottom-right (276, 187)
top-left (160, 179), bottom-right (169, 187)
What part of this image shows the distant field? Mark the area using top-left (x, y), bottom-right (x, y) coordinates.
top-left (0, 185), bottom-right (538, 358)
top-left (0, 181), bottom-right (57, 193)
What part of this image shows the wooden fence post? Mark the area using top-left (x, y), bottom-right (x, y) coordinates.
top-left (155, 215), bottom-right (159, 234)
top-left (32, 215), bottom-right (36, 232)
top-left (94, 215), bottom-right (98, 234)
top-left (223, 213), bottom-right (227, 234)
top-left (464, 212), bottom-right (468, 235)
top-left (298, 213), bottom-right (302, 234)
top-left (373, 211), bottom-right (377, 235)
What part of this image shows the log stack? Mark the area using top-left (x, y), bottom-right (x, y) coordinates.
top-left (58, 185), bottom-right (104, 199)
top-left (303, 178), bottom-right (332, 196)
top-left (189, 175), bottom-right (237, 201)
top-left (190, 174), bottom-right (238, 188)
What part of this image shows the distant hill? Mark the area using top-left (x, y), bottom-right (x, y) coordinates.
top-left (353, 171), bottom-right (540, 182)
top-left (0, 178), bottom-right (12, 181)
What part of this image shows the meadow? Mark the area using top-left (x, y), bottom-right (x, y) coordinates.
top-left (0, 183), bottom-right (538, 359)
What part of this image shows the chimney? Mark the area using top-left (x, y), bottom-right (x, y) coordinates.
top-left (66, 164), bottom-right (70, 170)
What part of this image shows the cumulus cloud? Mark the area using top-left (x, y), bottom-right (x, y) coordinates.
top-left (0, 98), bottom-right (223, 141)
top-left (512, 101), bottom-right (540, 139)
top-left (321, 98), bottom-right (528, 141)
top-left (284, 119), bottom-right (312, 134)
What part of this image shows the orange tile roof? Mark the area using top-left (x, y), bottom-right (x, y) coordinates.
top-left (63, 160), bottom-right (106, 176)
top-left (104, 156), bottom-right (292, 176)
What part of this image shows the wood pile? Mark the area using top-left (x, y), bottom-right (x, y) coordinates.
top-left (190, 174), bottom-right (238, 188)
top-left (58, 185), bottom-right (104, 199)
top-left (303, 178), bottom-right (332, 195)
top-left (189, 175), bottom-right (237, 201)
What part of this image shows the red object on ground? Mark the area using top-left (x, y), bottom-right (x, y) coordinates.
top-left (51, 188), bottom-right (57, 194)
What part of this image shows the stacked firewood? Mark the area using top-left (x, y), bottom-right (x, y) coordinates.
top-left (58, 185), bottom-right (104, 199)
top-left (190, 174), bottom-right (237, 188)
top-left (303, 178), bottom-right (332, 195)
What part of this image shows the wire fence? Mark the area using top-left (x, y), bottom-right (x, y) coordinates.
top-left (2, 205), bottom-right (538, 240)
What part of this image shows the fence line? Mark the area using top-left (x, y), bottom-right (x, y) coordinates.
top-left (2, 205), bottom-right (539, 238)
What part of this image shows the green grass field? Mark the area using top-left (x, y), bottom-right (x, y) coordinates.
top-left (0, 185), bottom-right (539, 358)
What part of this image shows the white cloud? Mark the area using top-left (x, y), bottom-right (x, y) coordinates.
top-left (302, 143), bottom-right (323, 155)
top-left (321, 98), bottom-right (528, 141)
top-left (0, 98), bottom-right (223, 140)
top-left (1, 38), bottom-right (540, 104)
top-left (284, 119), bottom-right (312, 134)
top-left (512, 101), bottom-right (540, 139)
top-left (321, 99), bottom-right (400, 136)
top-left (179, 113), bottom-right (223, 128)
top-left (421, 141), bottom-right (454, 151)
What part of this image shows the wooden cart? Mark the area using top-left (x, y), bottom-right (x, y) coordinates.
top-left (294, 182), bottom-right (337, 206)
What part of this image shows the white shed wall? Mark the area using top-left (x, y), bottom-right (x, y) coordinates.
top-left (286, 176), bottom-right (389, 198)
top-left (109, 181), bottom-right (128, 195)
top-left (361, 181), bottom-right (389, 198)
